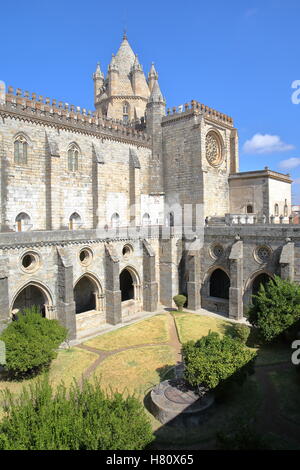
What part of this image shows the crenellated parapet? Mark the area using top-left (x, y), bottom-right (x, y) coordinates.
top-left (163, 99), bottom-right (233, 126)
top-left (0, 86), bottom-right (150, 147)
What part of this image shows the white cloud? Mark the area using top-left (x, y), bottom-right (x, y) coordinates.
top-left (293, 178), bottom-right (300, 184)
top-left (279, 158), bottom-right (300, 170)
top-left (243, 134), bottom-right (294, 154)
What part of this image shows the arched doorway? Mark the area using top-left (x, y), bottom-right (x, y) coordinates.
top-left (120, 269), bottom-right (134, 301)
top-left (12, 283), bottom-right (52, 317)
top-left (142, 213), bottom-right (151, 226)
top-left (69, 212), bottom-right (81, 230)
top-left (252, 272), bottom-right (272, 296)
top-left (111, 212), bottom-right (120, 228)
top-left (209, 269), bottom-right (230, 299)
top-left (15, 212), bottom-right (31, 232)
top-left (119, 267), bottom-right (142, 318)
top-left (74, 276), bottom-right (98, 314)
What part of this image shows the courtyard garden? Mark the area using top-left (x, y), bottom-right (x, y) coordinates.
top-left (0, 289), bottom-right (300, 449)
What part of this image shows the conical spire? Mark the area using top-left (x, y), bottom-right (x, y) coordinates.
top-left (148, 62), bottom-right (158, 80)
top-left (149, 79), bottom-right (165, 103)
top-left (115, 35), bottom-right (136, 75)
top-left (93, 62), bottom-right (104, 79)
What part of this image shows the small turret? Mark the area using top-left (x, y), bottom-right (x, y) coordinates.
top-left (148, 78), bottom-right (165, 104)
top-left (108, 54), bottom-right (119, 96)
top-left (148, 63), bottom-right (159, 92)
top-left (146, 78), bottom-right (166, 193)
top-left (93, 62), bottom-right (104, 107)
top-left (131, 54), bottom-right (149, 98)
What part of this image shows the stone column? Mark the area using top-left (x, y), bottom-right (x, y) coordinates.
top-left (186, 251), bottom-right (201, 311)
top-left (159, 236), bottom-right (179, 308)
top-left (129, 148), bottom-right (141, 225)
top-left (279, 241), bottom-right (294, 281)
top-left (105, 242), bottom-right (122, 324)
top-left (56, 247), bottom-right (76, 340)
top-left (229, 239), bottom-right (243, 320)
top-left (0, 257), bottom-right (9, 333)
top-left (45, 133), bottom-right (62, 230)
top-left (143, 239), bottom-right (158, 311)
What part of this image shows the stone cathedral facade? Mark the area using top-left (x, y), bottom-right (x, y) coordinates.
top-left (0, 35), bottom-right (298, 340)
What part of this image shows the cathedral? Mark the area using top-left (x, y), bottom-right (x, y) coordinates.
top-left (0, 34), bottom-right (298, 340)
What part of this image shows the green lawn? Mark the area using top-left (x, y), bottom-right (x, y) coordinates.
top-left (91, 345), bottom-right (176, 399)
top-left (173, 311), bottom-right (234, 343)
top-left (1, 311), bottom-right (299, 449)
top-left (84, 314), bottom-right (169, 351)
top-left (0, 347), bottom-right (97, 397)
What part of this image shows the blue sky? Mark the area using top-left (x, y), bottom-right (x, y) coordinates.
top-left (1, 0), bottom-right (300, 202)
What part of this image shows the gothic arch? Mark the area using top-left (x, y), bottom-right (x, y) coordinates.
top-left (73, 272), bottom-right (104, 314)
top-left (119, 266), bottom-right (141, 302)
top-left (69, 212), bottom-right (82, 230)
top-left (243, 269), bottom-right (274, 306)
top-left (11, 280), bottom-right (54, 318)
top-left (202, 265), bottom-right (230, 299)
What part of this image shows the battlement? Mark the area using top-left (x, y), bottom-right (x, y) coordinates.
top-left (0, 86), bottom-right (150, 146)
top-left (164, 99), bottom-right (233, 126)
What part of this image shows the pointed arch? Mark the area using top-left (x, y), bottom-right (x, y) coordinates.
top-left (67, 142), bottom-right (80, 172)
top-left (119, 266), bottom-right (141, 302)
top-left (11, 281), bottom-right (54, 318)
top-left (69, 212), bottom-right (82, 230)
top-left (14, 133), bottom-right (29, 164)
top-left (74, 272), bottom-right (103, 314)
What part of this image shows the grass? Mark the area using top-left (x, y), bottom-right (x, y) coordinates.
top-left (173, 311), bottom-right (234, 343)
top-left (0, 347), bottom-right (97, 398)
top-left (84, 314), bottom-right (169, 351)
top-left (91, 345), bottom-right (176, 398)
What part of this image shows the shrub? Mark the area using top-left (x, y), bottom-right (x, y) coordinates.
top-left (183, 331), bottom-right (256, 390)
top-left (230, 324), bottom-right (251, 344)
top-left (0, 306), bottom-right (67, 376)
top-left (0, 378), bottom-right (154, 450)
top-left (247, 276), bottom-right (300, 343)
top-left (173, 294), bottom-right (187, 312)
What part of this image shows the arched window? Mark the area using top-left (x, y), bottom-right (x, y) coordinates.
top-left (111, 212), bottom-right (120, 228)
top-left (247, 205), bottom-right (253, 214)
top-left (142, 213), bottom-right (151, 226)
top-left (209, 269), bottom-right (230, 299)
top-left (15, 212), bottom-right (31, 232)
top-left (274, 204), bottom-right (279, 217)
top-left (122, 102), bottom-right (129, 123)
top-left (69, 212), bottom-right (81, 230)
top-left (168, 212), bottom-right (174, 227)
top-left (284, 199), bottom-right (288, 217)
top-left (14, 135), bottom-right (28, 164)
top-left (68, 144), bottom-right (79, 172)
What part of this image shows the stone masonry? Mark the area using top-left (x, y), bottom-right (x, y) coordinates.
top-left (0, 35), bottom-right (298, 340)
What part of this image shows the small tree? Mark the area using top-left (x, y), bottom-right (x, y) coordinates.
top-left (173, 294), bottom-right (187, 312)
top-left (230, 324), bottom-right (251, 344)
top-left (0, 307), bottom-right (67, 376)
top-left (0, 378), bottom-right (154, 450)
top-left (247, 276), bottom-right (300, 343)
top-left (183, 331), bottom-right (256, 390)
